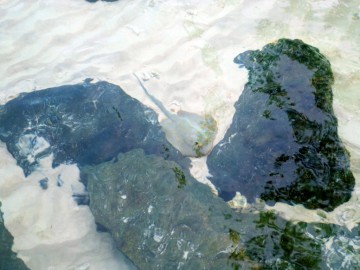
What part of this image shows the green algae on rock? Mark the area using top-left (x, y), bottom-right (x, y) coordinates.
top-left (81, 149), bottom-right (354, 269)
top-left (82, 149), bottom-right (240, 269)
top-left (230, 210), bottom-right (360, 270)
top-left (207, 39), bottom-right (355, 211)
top-left (172, 166), bottom-right (187, 188)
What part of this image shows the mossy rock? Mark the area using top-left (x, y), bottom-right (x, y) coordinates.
top-left (207, 39), bottom-right (355, 211)
top-left (82, 149), bottom-right (238, 270)
top-left (82, 149), bottom-right (337, 269)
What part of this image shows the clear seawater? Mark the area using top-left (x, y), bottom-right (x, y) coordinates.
top-left (0, 0), bottom-right (359, 269)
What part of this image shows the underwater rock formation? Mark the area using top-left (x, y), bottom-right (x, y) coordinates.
top-left (81, 149), bottom-right (334, 270)
top-left (207, 39), bottom-right (355, 211)
top-left (81, 149), bottom-right (238, 269)
top-left (82, 149), bottom-right (360, 269)
top-left (0, 204), bottom-right (29, 270)
top-left (0, 77), bottom-right (357, 269)
top-left (231, 210), bottom-right (360, 269)
top-left (0, 80), bottom-right (188, 177)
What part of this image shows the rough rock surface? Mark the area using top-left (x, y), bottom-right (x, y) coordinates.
top-left (81, 148), bottom-right (337, 270)
top-left (0, 76), bottom-right (357, 269)
top-left (0, 80), bottom-right (188, 177)
top-left (207, 39), bottom-right (355, 211)
top-left (81, 149), bottom-right (239, 270)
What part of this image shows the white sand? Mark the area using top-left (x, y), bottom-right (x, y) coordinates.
top-left (0, 142), bottom-right (135, 270)
top-left (0, 0), bottom-right (359, 268)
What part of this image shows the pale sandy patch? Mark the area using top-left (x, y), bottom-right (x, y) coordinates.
top-left (0, 143), bottom-right (134, 269)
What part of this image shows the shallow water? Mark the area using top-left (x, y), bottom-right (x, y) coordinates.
top-left (0, 0), bottom-right (359, 269)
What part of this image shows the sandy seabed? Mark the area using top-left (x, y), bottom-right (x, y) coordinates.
top-left (0, 0), bottom-right (359, 269)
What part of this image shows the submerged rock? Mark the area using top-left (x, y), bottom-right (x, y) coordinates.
top-left (0, 204), bottom-right (29, 270)
top-left (207, 39), bottom-right (355, 211)
top-left (81, 149), bottom-right (238, 270)
top-left (0, 80), bottom-right (188, 176)
top-left (0, 77), bottom-right (356, 269)
top-left (82, 149), bottom-right (352, 269)
top-left (231, 210), bottom-right (360, 270)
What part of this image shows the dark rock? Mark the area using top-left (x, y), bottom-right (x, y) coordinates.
top-left (38, 178), bottom-right (48, 190)
top-left (56, 175), bottom-right (63, 187)
top-left (207, 39), bottom-right (355, 211)
top-left (72, 193), bottom-right (90, 205)
top-left (0, 80), bottom-right (188, 177)
top-left (0, 76), bottom-right (355, 269)
top-left (81, 149), bottom-right (239, 270)
top-left (233, 211), bottom-right (323, 269)
top-left (319, 223), bottom-right (360, 268)
top-left (95, 222), bottom-right (109, 233)
top-left (0, 203), bottom-right (29, 270)
top-left (232, 211), bottom-right (360, 269)
top-left (81, 148), bottom-right (341, 269)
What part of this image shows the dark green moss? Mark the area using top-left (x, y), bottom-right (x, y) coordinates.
top-left (83, 147), bottom-right (358, 269)
top-left (274, 154), bottom-right (290, 168)
top-left (209, 38), bottom-right (354, 211)
top-left (112, 106), bottom-right (123, 121)
top-left (243, 211), bottom-right (323, 269)
top-left (229, 228), bottom-right (240, 243)
top-left (161, 144), bottom-right (170, 159)
top-left (255, 211), bottom-right (278, 229)
top-left (172, 166), bottom-right (187, 188)
top-left (229, 248), bottom-right (247, 263)
top-left (262, 110), bottom-right (273, 119)
top-left (258, 39), bottom-right (334, 113)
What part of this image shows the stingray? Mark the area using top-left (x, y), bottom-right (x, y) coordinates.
top-left (133, 73), bottom-right (217, 157)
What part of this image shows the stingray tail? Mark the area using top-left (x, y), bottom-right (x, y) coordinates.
top-left (133, 73), bottom-right (173, 120)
